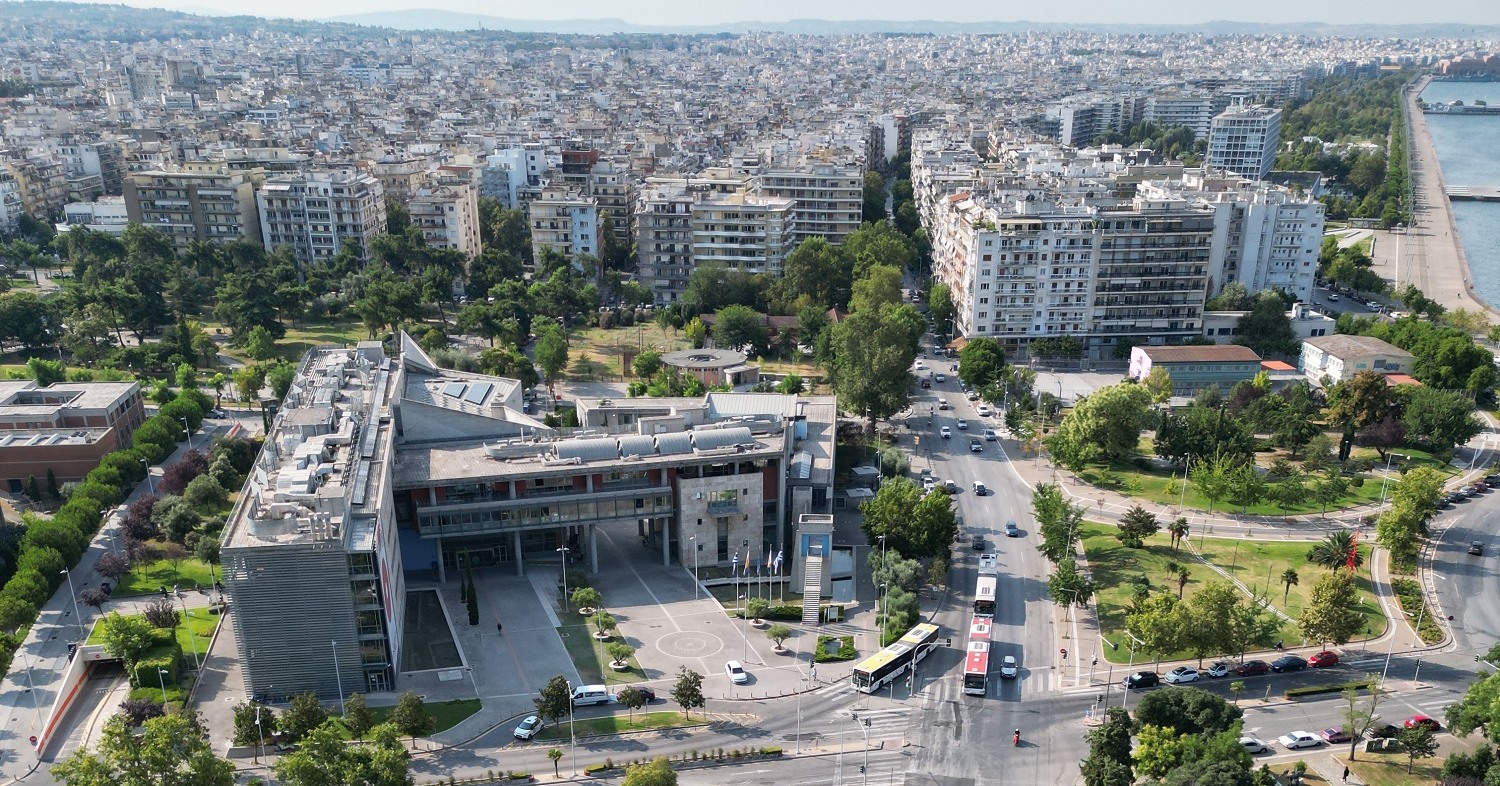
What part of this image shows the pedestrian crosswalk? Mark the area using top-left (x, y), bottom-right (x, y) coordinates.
top-left (851, 706), bottom-right (913, 743)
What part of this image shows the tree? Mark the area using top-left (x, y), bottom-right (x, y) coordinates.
top-left (280, 692), bottom-right (329, 743)
top-left (850, 264), bottom-right (905, 314)
top-left (1314, 470), bottom-right (1350, 515)
top-left (1400, 386), bottom-right (1482, 454)
top-left (1328, 370), bottom-right (1394, 459)
top-left (957, 337), bottom-right (1006, 390)
top-left (245, 325), bottom-right (277, 362)
top-left (51, 712), bottom-right (234, 786)
top-left (265, 361), bottom-right (297, 402)
top-left (569, 587), bottom-right (603, 612)
top-left (683, 316), bottom-right (707, 348)
top-left (1135, 724), bottom-right (1192, 780)
top-left (275, 721), bottom-right (410, 786)
top-left (1226, 463), bottom-right (1267, 514)
top-left (1047, 383), bottom-right (1154, 470)
top-left (671, 666), bottom-right (705, 719)
top-left (1299, 569), bottom-right (1364, 646)
top-left (1168, 562), bottom-right (1191, 599)
top-left (99, 612), bottom-right (156, 680)
top-left (117, 696), bottom-right (165, 726)
top-left (1307, 530), bottom-right (1363, 571)
top-left (78, 588), bottom-right (109, 611)
top-left (1032, 483), bottom-right (1084, 564)
top-left (1280, 569), bottom-right (1299, 604)
top-left (1116, 505), bottom-right (1160, 548)
top-left (342, 692), bottom-right (374, 740)
top-left (1192, 454), bottom-right (1235, 515)
top-left (1397, 724), bottom-right (1440, 773)
top-left (548, 748), bottom-right (564, 778)
top-left (927, 284), bottom-right (956, 331)
top-left (1167, 517), bottom-right (1190, 552)
top-left (1143, 366), bottom-right (1173, 405)
top-left (534, 675), bottom-right (572, 725)
top-left (1340, 684), bottom-right (1383, 761)
top-left (1229, 681), bottom-right (1245, 706)
top-left (712, 305), bottom-right (770, 356)
top-left (28, 357), bottom-right (65, 387)
top-left (1446, 671), bottom-right (1500, 742)
top-left (1081, 707), bottom-right (1134, 786)
top-left (859, 477), bottom-right (957, 560)
top-left (766, 624), bottom-right (793, 650)
top-left (534, 323), bottom-right (569, 399)
top-left (143, 598), bottom-right (180, 630)
top-left (1127, 594), bottom-right (1186, 668)
top-left (862, 171), bottom-right (887, 223)
top-left (632, 350), bottom-right (663, 378)
top-left (1266, 471), bottom-right (1308, 514)
top-left (1132, 686), bottom-right (1244, 737)
top-left (829, 302), bottom-right (922, 432)
top-left (622, 757), bottom-right (678, 786)
top-left (1234, 290), bottom-right (1298, 356)
top-left (617, 686), bottom-right (646, 721)
top-left (233, 364), bottom-right (265, 407)
top-left (389, 690), bottom-right (434, 747)
top-left (1047, 557), bottom-right (1096, 608)
top-left (777, 238), bottom-right (851, 310)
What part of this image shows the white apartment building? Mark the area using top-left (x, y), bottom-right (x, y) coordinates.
top-left (528, 187), bottom-right (599, 265)
top-left (635, 183), bottom-right (696, 302)
top-left (691, 192), bottom-right (797, 277)
top-left (0, 172), bottom-right (22, 236)
top-left (258, 170), bottom-right (387, 265)
top-left (1206, 105), bottom-right (1282, 180)
top-left (1144, 93), bottom-right (1218, 139)
top-left (409, 182), bottom-right (481, 261)
top-left (60, 195), bottom-right (129, 235)
top-left (122, 167), bottom-right (262, 254)
top-left (481, 145), bottom-right (545, 209)
top-left (1170, 173), bottom-right (1323, 302)
top-left (756, 162), bottom-right (863, 246)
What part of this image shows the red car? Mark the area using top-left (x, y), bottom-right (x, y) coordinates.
top-left (1405, 714), bottom-right (1440, 731)
top-left (1309, 651), bottom-right (1340, 668)
top-left (1235, 660), bottom-right (1270, 677)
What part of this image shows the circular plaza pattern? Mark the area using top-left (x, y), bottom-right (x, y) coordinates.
top-left (655, 630), bottom-right (726, 659)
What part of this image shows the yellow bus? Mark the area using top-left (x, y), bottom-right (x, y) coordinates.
top-left (850, 623), bottom-right (941, 693)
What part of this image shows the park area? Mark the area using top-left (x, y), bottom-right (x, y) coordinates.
top-left (1083, 523), bottom-right (1385, 664)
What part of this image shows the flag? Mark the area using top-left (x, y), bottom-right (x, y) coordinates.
top-left (731, 551), bottom-right (739, 574)
top-left (1347, 531), bottom-right (1359, 571)
top-left (773, 549), bottom-right (783, 573)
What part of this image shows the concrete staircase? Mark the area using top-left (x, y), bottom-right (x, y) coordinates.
top-left (801, 555), bottom-right (823, 625)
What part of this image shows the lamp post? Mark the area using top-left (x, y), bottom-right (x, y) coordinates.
top-left (255, 704), bottom-right (265, 763)
top-left (1118, 630), bottom-right (1143, 710)
top-left (556, 546), bottom-right (571, 612)
top-left (795, 660), bottom-right (817, 755)
top-left (179, 594), bottom-right (201, 669)
top-left (180, 417), bottom-right (192, 450)
top-left (876, 583), bottom-right (887, 646)
top-left (156, 667), bottom-right (170, 706)
top-left (567, 678), bottom-right (577, 775)
top-left (909, 639), bottom-right (942, 698)
top-left (332, 640), bottom-right (345, 715)
top-left (139, 458), bottom-right (154, 494)
top-left (875, 534), bottom-right (887, 646)
top-left (689, 536), bottom-right (700, 599)
top-left (59, 569), bottom-right (83, 641)
top-left (1377, 453), bottom-right (1405, 517)
top-left (100, 509), bottom-right (119, 553)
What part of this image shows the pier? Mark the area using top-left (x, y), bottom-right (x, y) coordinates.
top-left (1446, 186), bottom-right (1500, 202)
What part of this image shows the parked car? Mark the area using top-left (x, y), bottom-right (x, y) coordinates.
top-left (967, 390), bottom-right (980, 401)
top-left (984, 429), bottom-right (999, 441)
top-left (1004, 520), bottom-right (1021, 538)
top-left (976, 404), bottom-right (992, 417)
top-left (1470, 541), bottom-right (1485, 556)
top-left (1122, 671), bottom-right (1159, 689)
top-left (1239, 736), bottom-right (1272, 754)
top-left (725, 661), bottom-right (749, 684)
top-left (924, 478), bottom-right (938, 493)
top-left (1405, 714), bottom-right (1440, 731)
top-left (1235, 660), bottom-right (1270, 677)
top-left (1278, 731), bottom-right (1322, 750)
top-left (1000, 655), bottom-right (1019, 679)
top-left (1205, 661), bottom-right (1230, 679)
top-left (1486, 473), bottom-right (1500, 486)
top-left (513, 716), bottom-right (544, 740)
top-left (972, 481), bottom-right (989, 496)
top-left (1270, 655), bottom-right (1307, 673)
top-left (1367, 724), bottom-right (1401, 739)
top-left (1471, 483), bottom-right (1489, 495)
top-left (1309, 651), bottom-right (1340, 668)
top-left (970, 440), bottom-right (983, 453)
top-left (1164, 666), bottom-right (1200, 684)
top-left (940, 427), bottom-right (952, 439)
top-left (1320, 727), bottom-right (1354, 744)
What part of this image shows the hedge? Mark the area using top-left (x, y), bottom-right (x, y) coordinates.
top-left (1285, 678), bottom-right (1376, 698)
top-left (0, 391), bottom-right (206, 682)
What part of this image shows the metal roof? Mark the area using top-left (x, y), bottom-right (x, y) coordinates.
top-left (618, 435), bottom-right (657, 459)
top-left (706, 392), bottom-right (797, 418)
top-left (555, 436), bottom-right (619, 462)
top-left (693, 426), bottom-right (755, 451)
top-left (654, 432), bottom-right (694, 456)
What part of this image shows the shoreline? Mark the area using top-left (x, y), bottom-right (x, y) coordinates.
top-left (1401, 73), bottom-right (1495, 316)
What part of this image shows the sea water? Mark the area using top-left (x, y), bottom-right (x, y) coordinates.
top-left (1419, 80), bottom-right (1500, 308)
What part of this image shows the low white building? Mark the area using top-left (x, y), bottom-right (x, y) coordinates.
top-left (1299, 334), bottom-right (1414, 385)
top-left (59, 196), bottom-right (129, 235)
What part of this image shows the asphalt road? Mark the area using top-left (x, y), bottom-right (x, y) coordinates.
top-left (1429, 498), bottom-right (1500, 656)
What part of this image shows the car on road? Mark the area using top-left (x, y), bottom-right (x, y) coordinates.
top-left (915, 361), bottom-right (926, 370)
top-left (1405, 714), bottom-right (1440, 731)
top-left (631, 687), bottom-right (657, 702)
top-left (1367, 724), bottom-right (1401, 739)
top-left (1327, 293), bottom-right (1340, 301)
top-left (1235, 660), bottom-right (1270, 677)
top-left (725, 661), bottom-right (749, 684)
top-left (972, 481), bottom-right (989, 496)
top-left (940, 427), bottom-right (952, 439)
top-left (923, 478), bottom-right (938, 493)
top-left (1000, 655), bottom-right (1019, 679)
top-left (1439, 496), bottom-right (1455, 509)
top-left (976, 404), bottom-right (992, 417)
top-left (967, 390), bottom-right (981, 401)
top-left (1470, 541), bottom-right (1485, 556)
top-left (1205, 661), bottom-right (1231, 678)
top-left (971, 536), bottom-right (986, 552)
top-left (513, 716), bottom-right (544, 740)
top-left (1004, 520), bottom-right (1021, 538)
top-left (920, 377), bottom-right (932, 389)
top-left (1320, 727), bottom-right (1354, 744)
top-left (1278, 731), bottom-right (1322, 750)
top-left (956, 419), bottom-right (968, 430)
top-left (1471, 483), bottom-right (1490, 495)
top-left (1270, 655), bottom-right (1307, 673)
top-left (208, 408), bottom-right (228, 418)
top-left (1122, 671), bottom-right (1159, 689)
top-left (935, 373), bottom-right (947, 383)
top-left (1446, 491), bottom-right (1467, 504)
top-left (984, 429), bottom-right (999, 441)
top-left (937, 398), bottom-right (950, 410)
top-left (1486, 473), bottom-right (1500, 486)
top-left (1239, 736), bottom-right (1272, 754)
top-left (1309, 651), bottom-right (1340, 668)
top-left (1164, 666), bottom-right (1200, 684)
top-left (970, 440), bottom-right (983, 453)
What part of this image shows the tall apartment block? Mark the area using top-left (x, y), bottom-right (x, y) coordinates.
top-left (691, 192), bottom-right (797, 277)
top-left (258, 170), bottom-right (387, 265)
top-left (528, 187), bottom-right (599, 265)
top-left (409, 182), bottom-right (482, 261)
top-left (370, 157), bottom-right (429, 203)
top-left (1206, 105), bottom-right (1283, 180)
top-left (123, 167), bottom-right (262, 254)
top-left (635, 183), bottom-right (695, 302)
top-left (756, 162), bottom-right (863, 246)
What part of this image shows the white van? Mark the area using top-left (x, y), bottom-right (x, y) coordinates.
top-left (571, 685), bottom-right (612, 707)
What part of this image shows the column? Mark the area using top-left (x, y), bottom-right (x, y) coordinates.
top-left (660, 518), bottom-right (671, 567)
top-left (513, 531), bottom-right (524, 577)
top-left (435, 536), bottom-right (447, 584)
top-left (589, 524), bottom-right (599, 574)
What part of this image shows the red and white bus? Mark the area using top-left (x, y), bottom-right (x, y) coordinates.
top-left (962, 615), bottom-right (991, 696)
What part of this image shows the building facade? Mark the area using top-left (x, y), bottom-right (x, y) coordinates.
top-left (0, 380), bottom-right (146, 493)
top-left (409, 182), bottom-right (481, 260)
top-left (1128, 344), bottom-right (1263, 395)
top-left (123, 167), bottom-right (262, 253)
top-left (1206, 105), bottom-right (1282, 180)
top-left (756, 162), bottom-right (863, 246)
top-left (1299, 334), bottom-right (1415, 385)
top-left (257, 170), bottom-right (387, 265)
top-left (690, 192), bottom-right (797, 276)
top-left (528, 187), bottom-right (599, 264)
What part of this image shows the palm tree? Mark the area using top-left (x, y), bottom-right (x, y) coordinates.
top-left (1167, 517), bottom-right (1190, 552)
top-left (1281, 568), bottom-right (1300, 604)
top-left (1306, 531), bottom-right (1363, 571)
top-left (1175, 566), bottom-right (1190, 598)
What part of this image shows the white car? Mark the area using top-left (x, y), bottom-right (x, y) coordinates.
top-left (935, 373), bottom-right (947, 383)
top-left (1278, 731), bottom-right (1322, 750)
top-left (969, 440), bottom-right (983, 453)
top-left (976, 404), bottom-right (992, 417)
top-left (915, 360), bottom-right (927, 370)
top-left (956, 419), bottom-right (968, 430)
top-left (1239, 736), bottom-right (1272, 754)
top-left (513, 715), bottom-right (544, 740)
top-left (940, 426), bottom-right (952, 439)
top-left (1164, 666), bottom-right (1199, 684)
top-left (1000, 655), bottom-right (1018, 679)
top-left (984, 429), bottom-right (999, 441)
top-left (937, 398), bottom-right (950, 410)
top-left (725, 660), bottom-right (749, 684)
top-left (924, 478), bottom-right (938, 493)
top-left (1205, 661), bottom-right (1230, 679)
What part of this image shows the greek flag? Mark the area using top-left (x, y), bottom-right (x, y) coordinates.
top-left (731, 551), bottom-right (739, 574)
top-left (772, 549), bottom-right (783, 573)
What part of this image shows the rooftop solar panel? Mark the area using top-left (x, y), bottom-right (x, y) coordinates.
top-left (442, 382), bottom-right (468, 398)
top-left (463, 381), bottom-right (494, 405)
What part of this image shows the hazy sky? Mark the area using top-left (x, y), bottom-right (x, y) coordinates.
top-left (65, 0), bottom-right (1500, 25)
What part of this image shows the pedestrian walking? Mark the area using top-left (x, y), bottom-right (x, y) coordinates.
top-left (1342, 766), bottom-right (1350, 782)
top-left (496, 622), bottom-right (503, 635)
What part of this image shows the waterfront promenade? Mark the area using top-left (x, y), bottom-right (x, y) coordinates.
top-left (1395, 74), bottom-right (1495, 314)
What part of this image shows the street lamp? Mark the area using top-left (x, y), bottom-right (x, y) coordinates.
top-left (254, 704), bottom-right (266, 763)
top-left (567, 678), bottom-right (578, 775)
top-left (179, 594), bottom-right (201, 669)
top-left (139, 458), bottom-right (154, 494)
top-left (557, 546), bottom-right (571, 611)
top-left (180, 417), bottom-right (192, 450)
top-left (909, 639), bottom-right (943, 698)
top-left (332, 640), bottom-right (345, 715)
top-left (1377, 453), bottom-right (1406, 517)
top-left (688, 535), bottom-right (700, 599)
top-left (59, 569), bottom-right (83, 641)
top-left (156, 667), bottom-right (170, 706)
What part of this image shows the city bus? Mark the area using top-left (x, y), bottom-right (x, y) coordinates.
top-left (850, 623), bottom-right (942, 693)
top-left (963, 615), bottom-right (991, 696)
top-left (974, 574), bottom-right (997, 617)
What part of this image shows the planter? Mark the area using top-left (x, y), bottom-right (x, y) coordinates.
top-left (772, 645), bottom-right (789, 655)
top-left (750, 619), bottom-right (767, 628)
top-left (578, 607), bottom-right (596, 616)
top-left (593, 632), bottom-right (612, 641)
top-left (609, 661), bottom-right (630, 671)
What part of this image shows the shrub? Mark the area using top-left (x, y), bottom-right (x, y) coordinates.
top-left (2, 569), bottom-right (53, 608)
top-left (122, 495), bottom-right (161, 541)
top-left (159, 450), bottom-right (209, 496)
top-left (0, 594), bottom-right (39, 632)
top-left (160, 396), bottom-right (206, 433)
top-left (118, 697), bottom-right (165, 726)
top-left (1285, 678), bottom-right (1375, 698)
top-left (183, 475), bottom-right (227, 510)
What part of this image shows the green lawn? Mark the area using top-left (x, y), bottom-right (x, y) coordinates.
top-left (1345, 751), bottom-right (1446, 786)
top-left (86, 604), bottom-right (220, 647)
top-left (1076, 461), bottom-right (1388, 517)
top-left (204, 319), bottom-right (369, 364)
top-left (557, 621), bottom-right (648, 686)
top-left (1192, 539), bottom-right (1384, 639)
top-left (114, 556), bottom-right (218, 597)
top-left (535, 710), bottom-right (698, 740)
top-left (1084, 524), bottom-right (1386, 664)
top-left (364, 698), bottom-right (481, 735)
